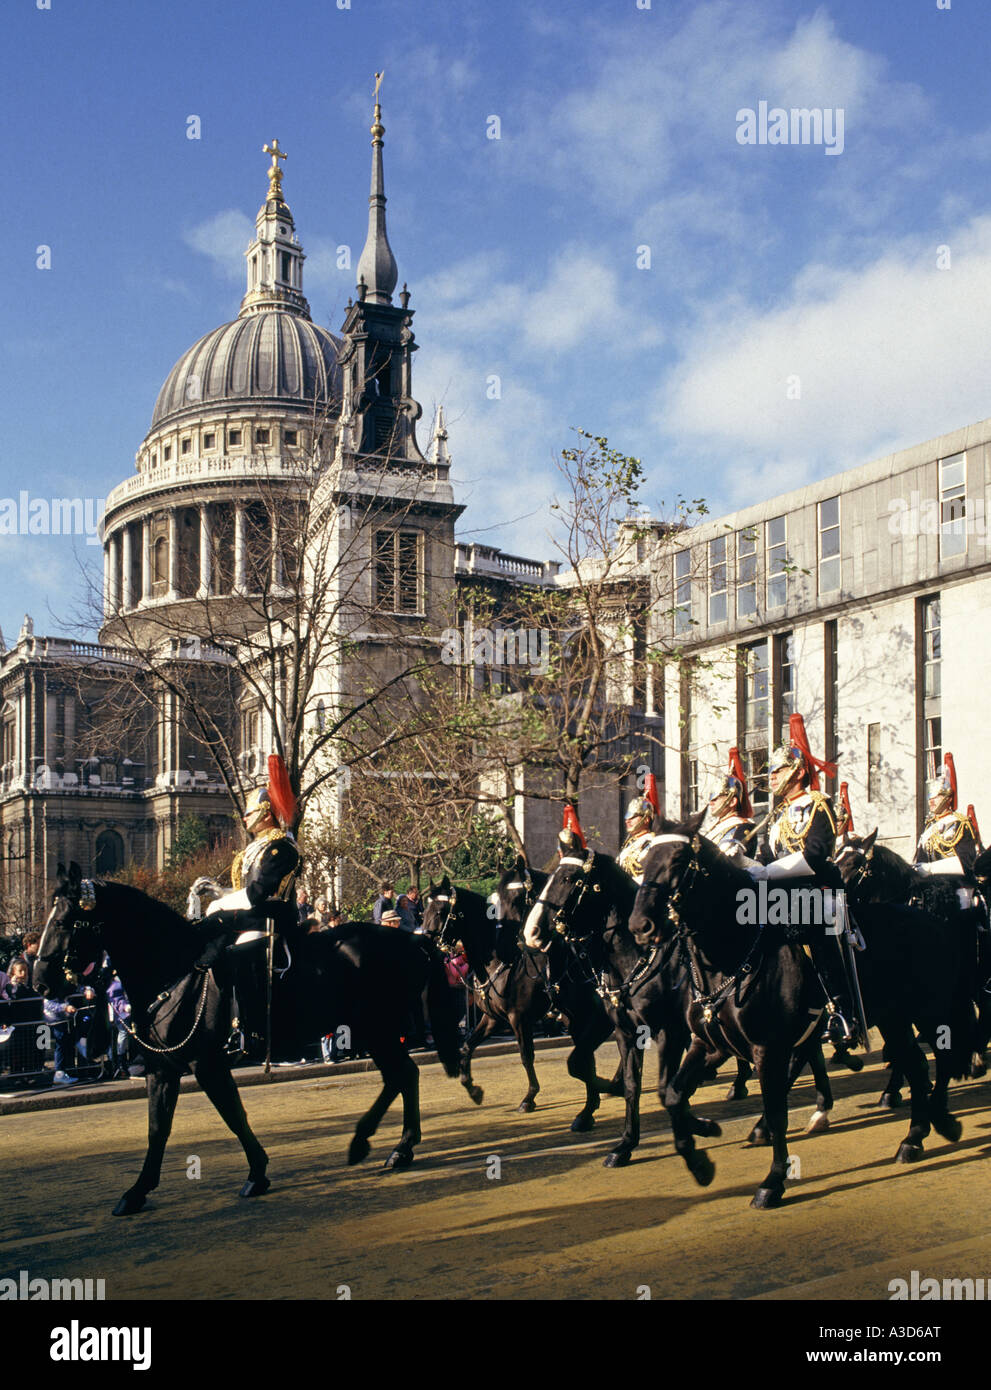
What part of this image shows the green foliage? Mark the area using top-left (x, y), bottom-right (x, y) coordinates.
top-left (167, 815), bottom-right (209, 869)
top-left (446, 815), bottom-right (517, 895)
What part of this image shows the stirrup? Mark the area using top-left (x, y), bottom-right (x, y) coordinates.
top-left (824, 1002), bottom-right (856, 1048)
top-left (223, 1026), bottom-right (245, 1057)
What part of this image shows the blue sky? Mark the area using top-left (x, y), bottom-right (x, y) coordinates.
top-left (3, 0), bottom-right (991, 641)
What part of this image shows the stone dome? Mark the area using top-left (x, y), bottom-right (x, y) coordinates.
top-left (150, 310), bottom-right (344, 432)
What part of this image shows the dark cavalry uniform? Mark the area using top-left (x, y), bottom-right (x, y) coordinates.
top-left (198, 823), bottom-right (302, 1059)
top-left (705, 812), bottom-right (756, 856)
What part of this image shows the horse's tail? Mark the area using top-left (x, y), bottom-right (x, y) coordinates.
top-left (424, 950), bottom-right (462, 1079)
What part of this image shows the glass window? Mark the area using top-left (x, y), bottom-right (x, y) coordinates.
top-left (940, 453), bottom-right (966, 559)
top-left (674, 550), bottom-right (692, 634)
top-left (708, 536), bottom-right (727, 624)
top-left (924, 716), bottom-right (942, 784)
top-left (284, 430), bottom-right (298, 447)
top-left (766, 516), bottom-right (787, 607)
top-left (228, 430), bottom-right (242, 447)
top-left (744, 641), bottom-right (769, 733)
top-left (819, 496), bottom-right (840, 593)
top-left (922, 596), bottom-right (941, 699)
top-left (255, 428), bottom-right (270, 446)
top-left (778, 632), bottom-right (796, 742)
top-left (867, 722), bottom-right (881, 802)
top-left (203, 433), bottom-right (215, 450)
top-left (737, 528), bottom-right (757, 617)
top-left (181, 438), bottom-right (191, 455)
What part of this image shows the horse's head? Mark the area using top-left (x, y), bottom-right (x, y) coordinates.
top-left (629, 812), bottom-right (707, 949)
top-left (494, 856), bottom-right (544, 927)
top-left (34, 862), bottom-right (104, 1000)
top-left (422, 876), bottom-right (461, 950)
top-left (832, 828), bottom-right (878, 896)
top-left (523, 847), bottom-right (612, 949)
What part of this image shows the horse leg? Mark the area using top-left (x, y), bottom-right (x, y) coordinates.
top-left (347, 1049), bottom-right (402, 1166)
top-left (927, 1037), bottom-right (963, 1144)
top-left (112, 1065), bottom-right (181, 1216)
top-left (879, 1064), bottom-right (904, 1109)
top-left (887, 1024), bottom-right (932, 1163)
top-left (568, 1012), bottom-right (614, 1132)
top-left (662, 1037), bottom-right (716, 1184)
top-left (726, 1057), bottom-right (752, 1102)
top-left (460, 1013), bottom-right (498, 1106)
top-left (512, 1012), bottom-right (541, 1113)
top-left (383, 1052), bottom-right (421, 1171)
top-left (603, 1025), bottom-right (645, 1167)
top-left (192, 1053), bottom-right (270, 1197)
top-left (803, 1038), bottom-right (833, 1135)
top-left (751, 1045), bottom-right (792, 1209)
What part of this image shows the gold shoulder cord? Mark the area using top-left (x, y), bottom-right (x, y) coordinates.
top-left (775, 791), bottom-right (836, 856)
top-left (927, 814), bottom-right (967, 857)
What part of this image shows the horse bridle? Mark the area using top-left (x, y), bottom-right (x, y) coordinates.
top-left (37, 880), bottom-right (101, 988)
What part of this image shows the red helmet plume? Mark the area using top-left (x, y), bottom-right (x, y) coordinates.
top-left (267, 753), bottom-right (297, 829)
top-left (786, 713), bottom-right (837, 793)
top-left (968, 803), bottom-right (982, 849)
top-left (643, 772), bottom-right (660, 817)
top-left (839, 782), bottom-right (855, 832)
top-left (727, 746), bottom-right (753, 819)
top-left (561, 803), bottom-right (587, 849)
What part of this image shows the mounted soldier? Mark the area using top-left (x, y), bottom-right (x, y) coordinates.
top-left (617, 773), bottom-right (660, 884)
top-left (915, 754), bottom-right (981, 881)
top-left (704, 747), bottom-right (756, 856)
top-left (195, 756), bottom-right (302, 1060)
top-left (743, 714), bottom-right (862, 1057)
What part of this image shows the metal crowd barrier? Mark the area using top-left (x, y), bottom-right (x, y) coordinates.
top-left (0, 995), bottom-right (116, 1089)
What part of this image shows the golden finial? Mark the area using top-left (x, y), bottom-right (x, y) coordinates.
top-left (372, 71), bottom-right (385, 138)
top-left (263, 138), bottom-right (288, 199)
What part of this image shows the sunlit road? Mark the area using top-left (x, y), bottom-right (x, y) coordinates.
top-left (4, 1047), bottom-right (991, 1301)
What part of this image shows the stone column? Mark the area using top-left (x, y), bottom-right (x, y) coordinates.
top-left (141, 518), bottom-right (151, 601)
top-left (121, 525), bottom-right (133, 609)
top-left (167, 508), bottom-right (180, 600)
top-left (197, 504), bottom-right (211, 598)
top-left (108, 531), bottom-right (121, 612)
top-left (234, 503), bottom-right (247, 593)
top-left (102, 543), bottom-right (111, 618)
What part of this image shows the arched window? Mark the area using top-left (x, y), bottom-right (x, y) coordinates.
top-left (95, 829), bottom-right (125, 875)
top-left (153, 536), bottom-right (168, 584)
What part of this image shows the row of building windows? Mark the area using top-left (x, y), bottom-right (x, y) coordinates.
top-left (684, 594), bottom-right (942, 821)
top-left (149, 427), bottom-right (303, 467)
top-left (676, 452), bottom-right (977, 633)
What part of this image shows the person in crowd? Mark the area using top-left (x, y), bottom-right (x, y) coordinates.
top-left (326, 905), bottom-right (344, 928)
top-left (1, 960), bottom-right (44, 1086)
top-left (106, 972), bottom-right (135, 1079)
top-left (11, 931), bottom-right (41, 977)
top-left (296, 886), bottom-right (312, 924)
top-left (381, 908), bottom-right (401, 929)
top-left (405, 886), bottom-right (423, 928)
top-left (395, 894), bottom-right (418, 933)
top-left (43, 982), bottom-right (98, 1086)
top-left (372, 883), bottom-right (394, 924)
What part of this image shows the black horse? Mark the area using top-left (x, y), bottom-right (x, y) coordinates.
top-left (523, 842), bottom-right (726, 1170)
top-left (423, 871), bottom-right (622, 1131)
top-left (34, 864), bottom-right (462, 1215)
top-left (835, 829), bottom-right (984, 1101)
top-left (630, 815), bottom-right (968, 1209)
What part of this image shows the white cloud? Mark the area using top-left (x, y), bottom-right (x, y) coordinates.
top-left (659, 213), bottom-right (991, 498)
top-left (183, 210), bottom-right (255, 281)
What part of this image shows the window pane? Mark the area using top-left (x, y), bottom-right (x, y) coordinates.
top-left (820, 556), bottom-right (840, 593)
top-left (675, 550), bottom-right (691, 578)
top-left (768, 574), bottom-right (787, 607)
top-left (709, 536), bottom-right (726, 564)
top-left (941, 455), bottom-right (965, 491)
top-left (767, 516), bottom-right (785, 546)
top-left (820, 527), bottom-right (840, 559)
top-left (737, 585), bottom-right (756, 618)
top-left (819, 496), bottom-right (839, 529)
top-left (709, 592), bottom-right (727, 624)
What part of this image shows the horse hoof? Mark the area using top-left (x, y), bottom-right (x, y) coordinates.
top-left (688, 1151), bottom-right (715, 1187)
top-left (467, 1086), bottom-right (484, 1106)
top-left (750, 1186), bottom-right (783, 1210)
top-left (726, 1084), bottom-right (748, 1101)
top-left (348, 1136), bottom-right (371, 1166)
top-left (969, 1053), bottom-right (987, 1079)
top-left (832, 1049), bottom-right (864, 1072)
top-left (112, 1191), bottom-right (146, 1217)
top-left (895, 1141), bottom-right (924, 1164)
top-left (932, 1114), bottom-right (962, 1143)
top-left (383, 1148), bottom-right (414, 1171)
top-left (692, 1117), bottom-right (721, 1138)
top-left (603, 1149), bottom-right (631, 1168)
top-left (239, 1175), bottom-right (271, 1198)
top-left (518, 1099), bottom-right (536, 1114)
top-left (878, 1091), bottom-right (902, 1110)
top-left (805, 1109), bottom-right (830, 1135)
top-left (570, 1113), bottom-right (595, 1133)
top-left (746, 1126), bottom-right (771, 1147)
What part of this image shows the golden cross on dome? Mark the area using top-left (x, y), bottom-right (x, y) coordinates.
top-left (263, 138), bottom-right (287, 197)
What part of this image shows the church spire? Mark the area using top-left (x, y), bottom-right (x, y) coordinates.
top-left (355, 72), bottom-right (399, 306)
top-left (430, 407), bottom-right (451, 475)
top-left (239, 138), bottom-right (310, 319)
